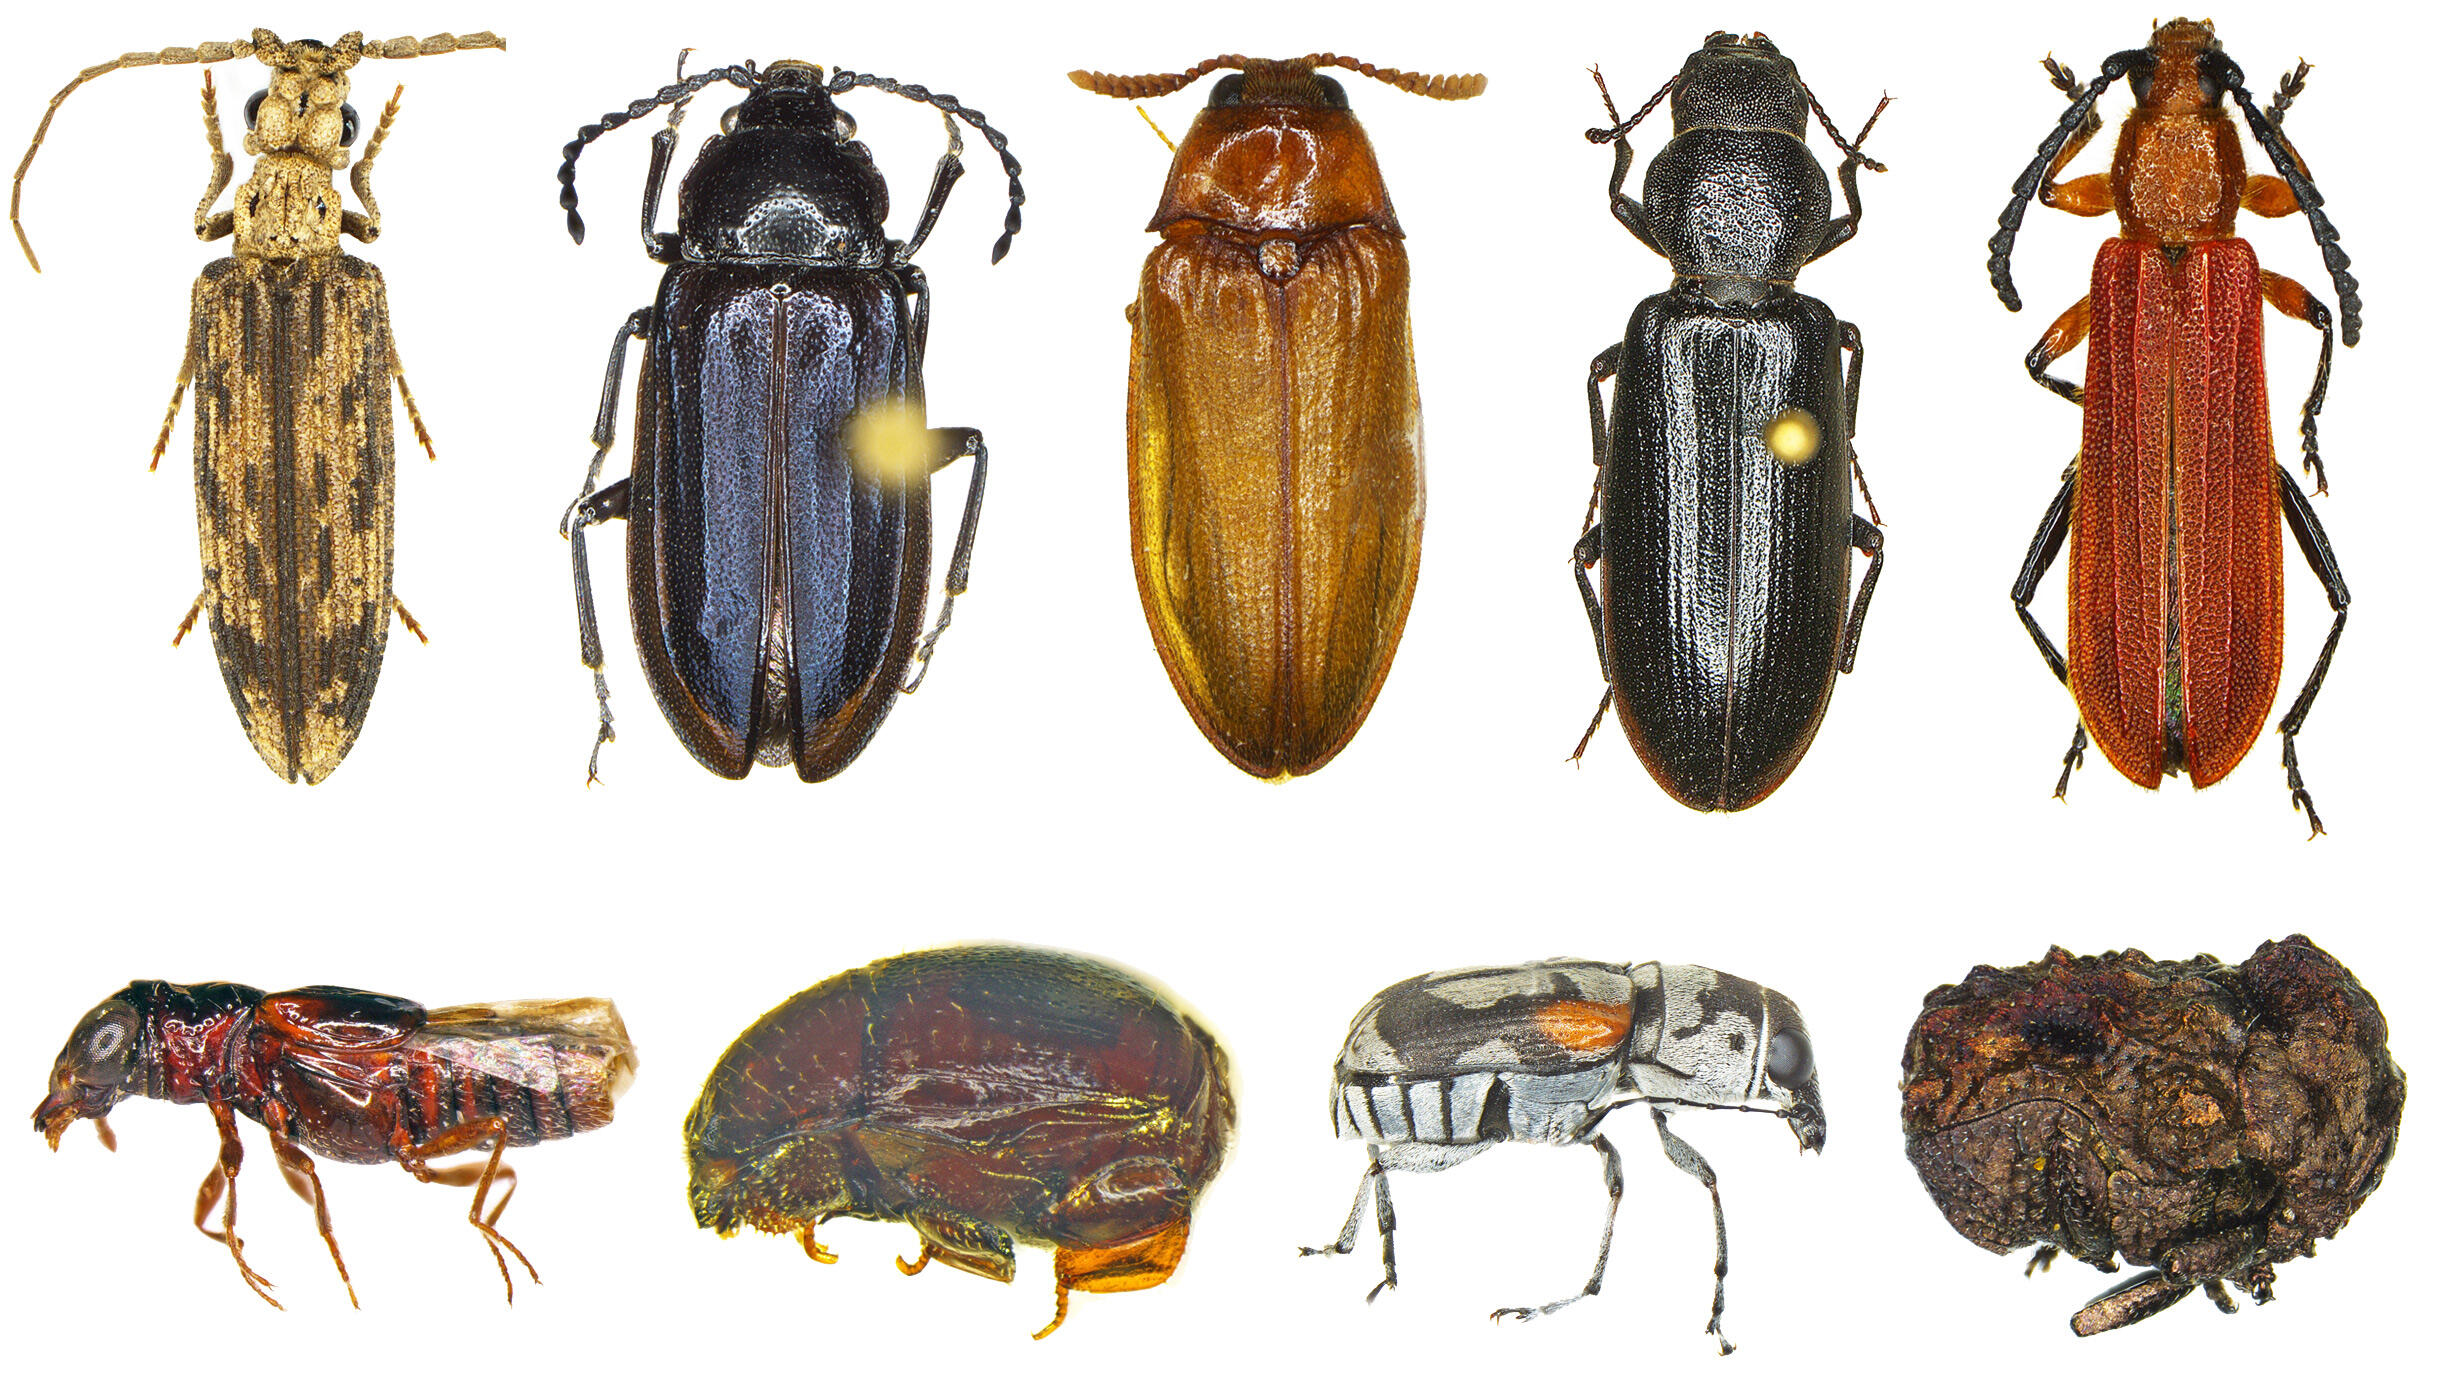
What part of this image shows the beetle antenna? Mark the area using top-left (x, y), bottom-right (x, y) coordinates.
top-left (1987, 49), bottom-right (2142, 312)
top-left (2216, 57), bottom-right (2360, 345)
top-left (1799, 78), bottom-right (1888, 173)
top-left (1067, 56), bottom-right (1245, 101)
top-left (353, 32), bottom-right (506, 63)
top-left (12, 36), bottom-right (257, 271)
top-left (1304, 55), bottom-right (1486, 100)
top-left (830, 70), bottom-right (1025, 263)
top-left (1585, 71), bottom-right (1674, 145)
top-left (559, 65), bottom-right (747, 244)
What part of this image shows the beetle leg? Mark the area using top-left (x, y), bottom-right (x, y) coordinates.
top-left (395, 1117), bottom-right (539, 1303)
top-left (2071, 1268), bottom-right (2196, 1336)
top-left (898, 1207), bottom-right (1015, 1283)
top-left (1299, 1152), bottom-right (1399, 1302)
top-left (1601, 119), bottom-right (1661, 256)
top-left (2026, 1245), bottom-right (2059, 1276)
top-left (150, 308), bottom-right (202, 471)
top-left (1839, 514), bottom-right (1885, 674)
top-left (1040, 1220), bottom-right (1191, 1340)
top-left (2276, 465), bottom-right (2350, 838)
top-left (637, 104), bottom-right (688, 264)
top-left (2025, 296), bottom-right (2092, 405)
top-left (263, 1103), bottom-right (356, 1309)
top-left (2260, 271), bottom-right (2335, 492)
top-left (391, 597), bottom-right (428, 644)
top-left (171, 590), bottom-right (207, 647)
top-left (562, 307), bottom-right (655, 784)
top-left (1491, 1133), bottom-right (1625, 1323)
top-left (2011, 471), bottom-right (2076, 689)
top-left (902, 430), bottom-right (988, 694)
top-left (342, 85), bottom-right (403, 243)
top-left (897, 112), bottom-right (966, 261)
top-left (196, 1100), bottom-right (280, 1308)
top-left (383, 318), bottom-right (436, 461)
top-left (1650, 1108), bottom-right (1734, 1355)
top-left (192, 71), bottom-right (234, 243)
top-left (1806, 95), bottom-right (1892, 265)
top-left (1569, 341), bottom-right (1621, 762)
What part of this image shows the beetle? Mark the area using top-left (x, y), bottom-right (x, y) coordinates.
top-left (11, 29), bottom-right (503, 783)
top-left (1070, 54), bottom-right (1483, 779)
top-left (1303, 959), bottom-right (1823, 1353)
top-left (1988, 19), bottom-right (2360, 833)
top-left (685, 944), bottom-right (1233, 1338)
top-left (1570, 35), bottom-right (1890, 811)
top-left (32, 980), bottom-right (635, 1307)
top-left (555, 59), bottom-right (1020, 782)
top-left (1902, 937), bottom-right (2402, 1335)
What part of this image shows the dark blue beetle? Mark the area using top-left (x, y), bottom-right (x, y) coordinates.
top-left (556, 60), bottom-right (1021, 780)
top-left (1573, 35), bottom-right (1888, 810)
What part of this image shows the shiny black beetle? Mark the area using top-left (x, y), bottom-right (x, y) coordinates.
top-left (556, 60), bottom-right (1021, 780)
top-left (1303, 960), bottom-right (1824, 1353)
top-left (1573, 35), bottom-right (1889, 810)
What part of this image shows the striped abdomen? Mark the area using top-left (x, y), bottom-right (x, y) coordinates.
top-left (1333, 1064), bottom-right (1619, 1147)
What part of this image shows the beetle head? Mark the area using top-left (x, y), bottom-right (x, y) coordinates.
top-left (2138, 20), bottom-right (2224, 114)
top-left (675, 63), bottom-right (894, 264)
top-left (687, 1129), bottom-right (861, 1238)
top-left (1642, 966), bottom-right (1824, 1153)
top-left (1756, 987), bottom-right (1825, 1153)
top-left (1671, 33), bottom-right (1808, 139)
top-left (32, 988), bottom-right (145, 1150)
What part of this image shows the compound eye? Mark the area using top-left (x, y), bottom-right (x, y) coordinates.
top-left (339, 103), bottom-right (360, 146)
top-left (833, 110), bottom-right (857, 140)
top-left (1765, 1028), bottom-right (1811, 1088)
top-left (1314, 75), bottom-right (1349, 109)
top-left (2127, 67), bottom-right (2152, 104)
top-left (243, 89), bottom-right (268, 128)
top-left (1204, 73), bottom-right (1246, 108)
top-left (75, 1001), bottom-right (139, 1087)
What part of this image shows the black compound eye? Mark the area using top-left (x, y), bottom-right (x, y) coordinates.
top-left (1314, 75), bottom-right (1349, 109)
top-left (2127, 67), bottom-right (2152, 104)
top-left (75, 1001), bottom-right (138, 1086)
top-left (1205, 73), bottom-right (1246, 108)
top-left (339, 103), bottom-right (359, 146)
top-left (243, 89), bottom-right (268, 128)
top-left (1765, 1028), bottom-right (1811, 1087)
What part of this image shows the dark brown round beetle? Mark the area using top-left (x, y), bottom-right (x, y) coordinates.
top-left (685, 945), bottom-right (1234, 1338)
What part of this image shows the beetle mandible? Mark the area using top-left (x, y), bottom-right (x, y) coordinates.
top-left (12, 29), bottom-right (504, 782)
top-left (1304, 959), bottom-right (1823, 1353)
top-left (33, 980), bottom-right (635, 1307)
top-left (684, 944), bottom-right (1234, 1338)
top-left (1571, 34), bottom-right (1890, 811)
top-left (556, 58), bottom-right (1022, 781)
top-left (1988, 20), bottom-right (2359, 833)
top-left (1070, 54), bottom-right (1483, 779)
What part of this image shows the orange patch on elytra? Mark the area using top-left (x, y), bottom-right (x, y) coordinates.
top-left (1533, 1001), bottom-right (1631, 1052)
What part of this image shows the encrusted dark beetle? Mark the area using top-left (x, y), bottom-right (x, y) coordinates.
top-left (1572, 34), bottom-right (1889, 810)
top-left (1902, 936), bottom-right (2403, 1335)
top-left (685, 945), bottom-right (1233, 1338)
top-left (1305, 959), bottom-right (1822, 1352)
top-left (556, 59), bottom-right (1022, 781)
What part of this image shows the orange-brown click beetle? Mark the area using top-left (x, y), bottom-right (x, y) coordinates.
top-left (1071, 54), bottom-right (1483, 779)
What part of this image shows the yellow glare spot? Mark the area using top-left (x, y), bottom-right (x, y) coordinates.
top-left (849, 402), bottom-right (933, 480)
top-left (1763, 408), bottom-right (1820, 466)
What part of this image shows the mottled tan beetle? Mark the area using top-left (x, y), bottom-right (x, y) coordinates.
top-left (13, 29), bottom-right (501, 782)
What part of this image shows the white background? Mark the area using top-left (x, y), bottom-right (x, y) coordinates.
top-left (0, 0), bottom-right (2447, 1378)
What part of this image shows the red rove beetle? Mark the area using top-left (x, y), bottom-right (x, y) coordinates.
top-left (1988, 20), bottom-right (2359, 833)
top-left (33, 981), bottom-right (635, 1307)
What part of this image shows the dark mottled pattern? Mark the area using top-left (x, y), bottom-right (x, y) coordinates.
top-left (1901, 937), bottom-right (2402, 1330)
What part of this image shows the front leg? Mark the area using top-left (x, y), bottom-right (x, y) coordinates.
top-left (2071, 1268), bottom-right (2197, 1336)
top-left (897, 1204), bottom-right (1016, 1284)
top-left (196, 1100), bottom-right (280, 1307)
top-left (898, 113), bottom-right (966, 259)
top-left (192, 72), bottom-right (234, 242)
top-left (341, 85), bottom-right (404, 242)
top-left (1651, 1109), bottom-right (1734, 1355)
top-left (2260, 270), bottom-right (2335, 490)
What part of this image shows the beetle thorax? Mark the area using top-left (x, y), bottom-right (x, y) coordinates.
top-left (678, 125), bottom-right (894, 263)
top-left (688, 1129), bottom-right (860, 1236)
top-left (234, 155), bottom-right (346, 260)
top-left (1148, 105), bottom-right (1400, 236)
